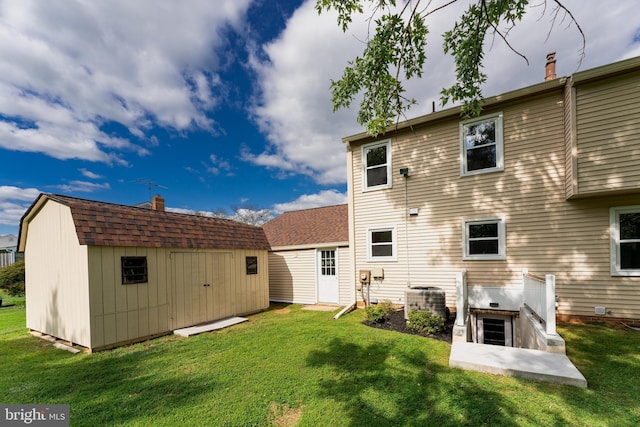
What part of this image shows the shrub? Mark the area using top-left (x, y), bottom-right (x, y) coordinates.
top-left (406, 308), bottom-right (445, 334)
top-left (365, 300), bottom-right (394, 323)
top-left (0, 259), bottom-right (25, 296)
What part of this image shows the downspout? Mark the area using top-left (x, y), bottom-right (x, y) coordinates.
top-left (344, 140), bottom-right (358, 312)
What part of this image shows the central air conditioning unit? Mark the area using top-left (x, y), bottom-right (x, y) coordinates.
top-left (404, 287), bottom-right (447, 320)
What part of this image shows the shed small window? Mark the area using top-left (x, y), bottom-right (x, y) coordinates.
top-left (246, 256), bottom-right (258, 275)
top-left (122, 256), bottom-right (148, 284)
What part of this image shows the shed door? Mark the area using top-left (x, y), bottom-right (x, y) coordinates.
top-left (317, 248), bottom-right (339, 304)
top-left (172, 252), bottom-right (232, 330)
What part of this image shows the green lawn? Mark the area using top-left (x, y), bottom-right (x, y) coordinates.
top-left (1, 298), bottom-right (639, 426)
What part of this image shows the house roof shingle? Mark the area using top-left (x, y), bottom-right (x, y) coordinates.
top-left (262, 204), bottom-right (348, 248)
top-left (21, 194), bottom-right (270, 251)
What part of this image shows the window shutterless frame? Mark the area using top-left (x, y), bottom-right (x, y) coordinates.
top-left (460, 112), bottom-right (504, 176)
top-left (361, 140), bottom-right (392, 191)
top-left (462, 217), bottom-right (506, 260)
top-left (367, 226), bottom-right (397, 261)
top-left (610, 206), bottom-right (640, 276)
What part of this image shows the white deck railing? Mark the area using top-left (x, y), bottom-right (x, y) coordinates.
top-left (0, 251), bottom-right (15, 268)
top-left (522, 269), bottom-right (556, 335)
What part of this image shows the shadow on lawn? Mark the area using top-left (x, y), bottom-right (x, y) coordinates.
top-left (3, 339), bottom-right (217, 425)
top-left (306, 337), bottom-right (511, 426)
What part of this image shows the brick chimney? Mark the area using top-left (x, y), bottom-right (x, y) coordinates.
top-left (545, 52), bottom-right (557, 81)
top-left (152, 194), bottom-right (165, 211)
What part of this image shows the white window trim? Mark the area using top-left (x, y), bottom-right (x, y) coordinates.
top-left (610, 206), bottom-right (640, 276)
top-left (462, 217), bottom-right (506, 261)
top-left (362, 140), bottom-right (392, 191)
top-left (367, 226), bottom-right (397, 262)
top-left (460, 112), bottom-right (504, 176)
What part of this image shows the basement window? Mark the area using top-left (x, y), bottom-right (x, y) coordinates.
top-left (246, 256), bottom-right (258, 275)
top-left (476, 314), bottom-right (514, 347)
top-left (121, 256), bottom-right (148, 284)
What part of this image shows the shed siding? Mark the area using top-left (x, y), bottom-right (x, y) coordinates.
top-left (575, 72), bottom-right (640, 195)
top-left (350, 91), bottom-right (640, 318)
top-left (25, 201), bottom-right (91, 347)
top-left (87, 247), bottom-right (268, 349)
top-left (88, 246), bottom-right (171, 348)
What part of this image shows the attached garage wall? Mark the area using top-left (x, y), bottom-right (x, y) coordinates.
top-left (268, 249), bottom-right (317, 304)
top-left (268, 245), bottom-right (352, 305)
top-left (25, 201), bottom-right (91, 347)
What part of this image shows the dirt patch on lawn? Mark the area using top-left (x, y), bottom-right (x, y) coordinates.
top-left (269, 402), bottom-right (302, 427)
top-left (363, 309), bottom-right (454, 343)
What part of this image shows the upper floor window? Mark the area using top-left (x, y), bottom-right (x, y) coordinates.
top-left (367, 227), bottom-right (397, 261)
top-left (463, 218), bottom-right (506, 260)
top-left (122, 256), bottom-right (148, 284)
top-left (610, 206), bottom-right (640, 276)
top-left (362, 140), bottom-right (392, 190)
top-left (460, 113), bottom-right (504, 176)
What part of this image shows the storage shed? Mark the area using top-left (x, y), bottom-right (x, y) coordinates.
top-left (263, 204), bottom-right (354, 305)
top-left (18, 194), bottom-right (270, 351)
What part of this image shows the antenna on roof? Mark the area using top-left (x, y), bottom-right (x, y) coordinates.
top-left (135, 179), bottom-right (168, 201)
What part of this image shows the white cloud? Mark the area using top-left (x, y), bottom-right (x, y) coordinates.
top-left (206, 154), bottom-right (233, 176)
top-left (0, 186), bottom-right (41, 229)
top-left (249, 0), bottom-right (640, 184)
top-left (0, 0), bottom-right (251, 163)
top-left (53, 181), bottom-right (111, 193)
top-left (273, 189), bottom-right (347, 214)
top-left (79, 168), bottom-right (104, 180)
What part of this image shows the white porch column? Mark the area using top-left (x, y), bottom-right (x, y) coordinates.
top-left (455, 269), bottom-right (467, 327)
top-left (545, 274), bottom-right (556, 335)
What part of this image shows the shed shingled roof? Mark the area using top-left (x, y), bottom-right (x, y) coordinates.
top-left (262, 204), bottom-right (348, 248)
top-left (21, 194), bottom-right (270, 251)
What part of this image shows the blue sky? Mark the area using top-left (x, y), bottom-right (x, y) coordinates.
top-left (1, 0), bottom-right (639, 236)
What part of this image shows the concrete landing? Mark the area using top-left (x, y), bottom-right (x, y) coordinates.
top-left (449, 342), bottom-right (587, 388)
top-left (173, 317), bottom-right (248, 337)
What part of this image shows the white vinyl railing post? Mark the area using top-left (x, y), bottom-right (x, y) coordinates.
top-left (545, 274), bottom-right (556, 335)
top-left (455, 269), bottom-right (467, 327)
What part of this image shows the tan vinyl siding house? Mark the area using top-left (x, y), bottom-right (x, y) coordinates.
top-left (344, 56), bottom-right (640, 321)
top-left (18, 194), bottom-right (270, 351)
top-left (263, 205), bottom-right (354, 305)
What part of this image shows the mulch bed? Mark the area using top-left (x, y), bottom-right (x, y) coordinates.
top-left (363, 309), bottom-right (454, 343)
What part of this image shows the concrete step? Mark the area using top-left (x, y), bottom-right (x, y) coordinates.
top-left (449, 342), bottom-right (587, 388)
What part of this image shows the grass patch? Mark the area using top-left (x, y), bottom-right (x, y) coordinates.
top-left (1, 303), bottom-right (639, 426)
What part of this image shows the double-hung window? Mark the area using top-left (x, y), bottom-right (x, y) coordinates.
top-left (460, 113), bottom-right (504, 175)
top-left (610, 206), bottom-right (640, 276)
top-left (463, 218), bottom-right (506, 260)
top-left (362, 140), bottom-right (391, 190)
top-left (367, 227), bottom-right (396, 261)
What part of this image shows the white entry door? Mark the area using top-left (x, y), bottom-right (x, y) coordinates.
top-left (317, 248), bottom-right (339, 304)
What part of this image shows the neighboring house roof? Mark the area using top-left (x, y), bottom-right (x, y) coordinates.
top-left (263, 204), bottom-right (348, 248)
top-left (0, 234), bottom-right (17, 251)
top-left (18, 194), bottom-right (270, 251)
